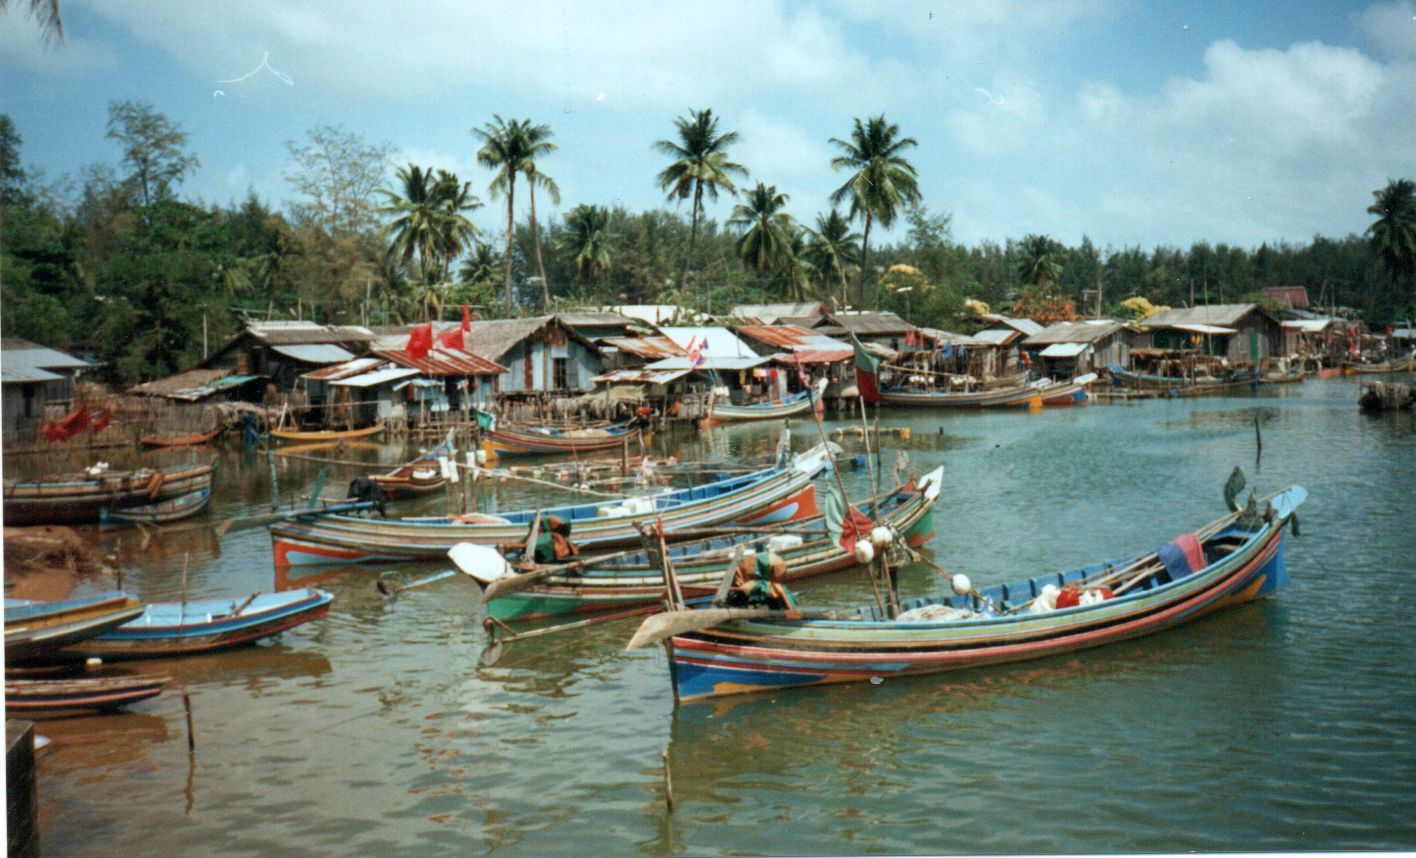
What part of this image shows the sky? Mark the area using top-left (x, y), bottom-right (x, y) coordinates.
top-left (3, 0), bottom-right (1414, 252)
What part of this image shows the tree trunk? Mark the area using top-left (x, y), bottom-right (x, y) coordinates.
top-left (837, 258), bottom-right (850, 313)
top-left (858, 213), bottom-right (873, 310)
top-left (683, 182), bottom-right (703, 312)
top-left (529, 182), bottom-right (551, 313)
top-left (503, 175), bottom-right (517, 316)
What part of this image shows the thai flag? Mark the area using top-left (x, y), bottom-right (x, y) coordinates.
top-left (688, 336), bottom-right (707, 369)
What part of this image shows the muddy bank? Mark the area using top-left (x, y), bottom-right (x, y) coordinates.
top-left (3, 527), bottom-right (117, 600)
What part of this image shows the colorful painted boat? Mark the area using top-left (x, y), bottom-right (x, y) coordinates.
top-left (1028, 373), bottom-right (1095, 405)
top-left (5, 671), bottom-right (167, 716)
top-left (709, 389), bottom-right (818, 422)
top-left (2, 462), bottom-right (216, 525)
top-left (270, 443), bottom-right (834, 566)
top-left (481, 423), bottom-right (642, 458)
top-left (652, 485), bottom-right (1306, 703)
top-left (100, 486), bottom-right (212, 525)
top-left (881, 384), bottom-right (1041, 408)
top-left (1342, 357), bottom-right (1415, 375)
top-left (4, 594), bottom-right (147, 663)
top-left (465, 467), bottom-right (944, 622)
top-left (60, 588), bottom-right (334, 659)
top-left (140, 426), bottom-right (225, 448)
top-left (1108, 365), bottom-right (1259, 396)
top-left (271, 423), bottom-right (385, 443)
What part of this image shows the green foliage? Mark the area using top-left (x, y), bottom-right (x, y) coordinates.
top-left (105, 100), bottom-right (200, 208)
top-left (829, 114), bottom-right (921, 308)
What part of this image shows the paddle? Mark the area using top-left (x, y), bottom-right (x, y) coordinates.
top-left (214, 499), bottom-right (378, 537)
top-left (376, 569), bottom-right (458, 602)
top-left (625, 606), bottom-right (836, 650)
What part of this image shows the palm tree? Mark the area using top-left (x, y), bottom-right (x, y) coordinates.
top-left (654, 108), bottom-right (748, 313)
top-left (1016, 234), bottom-right (1064, 289)
top-left (1367, 178), bottom-right (1416, 312)
top-left (431, 169), bottom-right (482, 286)
top-left (782, 225), bottom-right (816, 302)
top-left (560, 204), bottom-right (613, 283)
top-left (378, 164), bottom-right (443, 302)
top-left (1, 0), bottom-right (63, 44)
top-left (458, 243), bottom-right (501, 287)
top-left (474, 116), bottom-right (533, 315)
top-left (516, 125), bottom-right (559, 312)
top-left (729, 182), bottom-right (796, 280)
top-left (829, 115), bottom-right (921, 309)
top-left (803, 209), bottom-right (861, 311)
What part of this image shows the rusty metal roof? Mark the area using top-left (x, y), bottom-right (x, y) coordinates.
top-left (374, 347), bottom-right (508, 377)
top-left (599, 336), bottom-right (687, 360)
top-left (773, 348), bottom-right (852, 364)
top-left (303, 357), bottom-right (386, 381)
top-left (592, 368), bottom-right (691, 385)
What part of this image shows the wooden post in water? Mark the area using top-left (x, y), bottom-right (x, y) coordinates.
top-left (662, 748), bottom-right (674, 813)
top-left (267, 447), bottom-right (279, 511)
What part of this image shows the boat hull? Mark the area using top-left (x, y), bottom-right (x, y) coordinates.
top-left (709, 392), bottom-right (817, 422)
top-left (4, 595), bottom-right (147, 663)
top-left (665, 490), bottom-right (1302, 702)
top-left (101, 486), bottom-right (212, 525)
top-left (881, 385), bottom-right (1040, 408)
top-left (2, 463), bottom-right (216, 526)
top-left (271, 424), bottom-right (385, 443)
top-left (5, 672), bottom-right (167, 716)
top-left (481, 426), bottom-right (641, 458)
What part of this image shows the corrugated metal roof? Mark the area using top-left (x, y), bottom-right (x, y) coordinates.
top-left (737, 325), bottom-right (854, 360)
top-left (970, 329), bottom-right (1020, 346)
top-left (1024, 320), bottom-right (1127, 345)
top-left (1143, 304), bottom-right (1269, 329)
top-left (592, 368), bottom-right (691, 385)
top-left (1039, 342), bottom-right (1088, 358)
top-left (303, 357), bottom-right (386, 381)
top-left (374, 347), bottom-right (508, 377)
top-left (978, 315), bottom-right (1044, 335)
top-left (1172, 323), bottom-right (1238, 336)
top-left (598, 336), bottom-right (687, 360)
top-left (1, 364), bottom-right (64, 383)
top-left (332, 366), bottom-right (421, 388)
top-left (730, 303), bottom-right (824, 325)
top-left (644, 355), bottom-right (773, 372)
top-left (1281, 319), bottom-right (1337, 333)
top-left (919, 328), bottom-right (987, 347)
top-left (271, 344), bottom-right (356, 364)
top-left (245, 321), bottom-right (374, 346)
top-left (1393, 328), bottom-right (1415, 339)
top-left (658, 327), bottom-right (759, 358)
top-left (128, 369), bottom-right (261, 401)
top-left (0, 339), bottom-right (92, 373)
top-left (558, 311), bottom-right (633, 329)
top-left (773, 349), bottom-right (852, 364)
top-left (606, 304), bottom-right (692, 325)
top-left (824, 312), bottom-right (915, 335)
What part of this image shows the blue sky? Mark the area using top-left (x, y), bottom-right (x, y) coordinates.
top-left (3, 1), bottom-right (1414, 252)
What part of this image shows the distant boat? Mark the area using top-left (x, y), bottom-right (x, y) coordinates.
top-left (1108, 365), bottom-right (1259, 396)
top-left (882, 384), bottom-right (1040, 408)
top-left (271, 423), bottom-right (385, 443)
top-left (1029, 373), bottom-right (1096, 405)
top-left (636, 485), bottom-right (1307, 703)
top-left (481, 423), bottom-right (642, 458)
top-left (61, 588), bottom-right (335, 660)
top-left (2, 462), bottom-right (216, 526)
top-left (709, 389), bottom-right (818, 422)
top-left (1343, 356), bottom-right (1414, 375)
top-left (1263, 365), bottom-right (1307, 384)
top-left (4, 593), bottom-right (146, 664)
top-left (100, 486), bottom-right (212, 526)
top-left (140, 426), bottom-right (225, 448)
top-left (5, 669), bottom-right (167, 717)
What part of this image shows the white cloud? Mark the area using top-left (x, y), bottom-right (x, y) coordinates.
top-left (1352, 0), bottom-right (1416, 61)
top-left (0, 14), bottom-right (117, 76)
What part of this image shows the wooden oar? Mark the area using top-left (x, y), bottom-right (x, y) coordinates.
top-left (625, 607), bottom-right (834, 650)
top-left (376, 568), bottom-right (458, 601)
top-left (214, 499), bottom-right (378, 537)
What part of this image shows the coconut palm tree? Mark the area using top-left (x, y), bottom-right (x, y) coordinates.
top-left (1015, 233), bottom-right (1064, 289)
top-left (829, 115), bottom-right (921, 309)
top-left (431, 169), bottom-right (482, 286)
top-left (474, 116), bottom-right (532, 314)
top-left (560, 204), bottom-right (613, 283)
top-left (1, 0), bottom-right (63, 44)
top-left (516, 125), bottom-right (559, 312)
top-left (1367, 178), bottom-right (1416, 311)
top-left (378, 164), bottom-right (443, 300)
top-left (782, 225), bottom-right (816, 302)
top-left (802, 209), bottom-right (861, 311)
top-left (728, 182), bottom-right (796, 280)
top-left (654, 108), bottom-right (748, 312)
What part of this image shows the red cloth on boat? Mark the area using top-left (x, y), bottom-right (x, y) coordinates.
top-left (42, 405), bottom-right (89, 443)
top-left (1171, 532), bottom-right (1205, 575)
top-left (1055, 586), bottom-right (1081, 609)
top-left (837, 506), bottom-right (874, 554)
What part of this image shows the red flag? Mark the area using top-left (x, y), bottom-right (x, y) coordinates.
top-left (852, 334), bottom-right (882, 403)
top-left (407, 324), bottom-right (433, 360)
top-left (438, 327), bottom-right (465, 351)
top-left (461, 304), bottom-right (471, 333)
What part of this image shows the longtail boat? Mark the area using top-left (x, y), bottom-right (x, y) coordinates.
top-left (4, 594), bottom-right (147, 663)
top-left (100, 486), bottom-right (212, 526)
top-left (458, 467), bottom-right (944, 622)
top-left (140, 426), bottom-right (225, 448)
top-left (1029, 373), bottom-right (1096, 406)
top-left (636, 484), bottom-right (1306, 703)
top-left (59, 588), bottom-right (334, 660)
top-left (1342, 356), bottom-right (1415, 375)
top-left (1108, 365), bottom-right (1259, 396)
top-left (1264, 365), bottom-right (1308, 384)
top-left (270, 443), bottom-right (834, 566)
top-left (271, 423), bottom-right (385, 443)
top-left (369, 437), bottom-right (456, 499)
top-left (5, 670), bottom-right (167, 716)
top-left (2, 462), bottom-right (216, 525)
top-left (881, 384), bottom-right (1040, 408)
top-left (481, 423), bottom-right (642, 458)
top-left (709, 389), bottom-right (818, 422)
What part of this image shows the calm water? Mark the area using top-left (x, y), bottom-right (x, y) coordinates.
top-left (14, 377), bottom-right (1416, 856)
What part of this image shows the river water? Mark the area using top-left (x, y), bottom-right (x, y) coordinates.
top-left (14, 377), bottom-right (1416, 856)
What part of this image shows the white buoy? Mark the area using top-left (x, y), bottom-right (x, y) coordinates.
top-left (951, 573), bottom-right (972, 596)
top-left (870, 526), bottom-right (894, 549)
top-left (854, 541), bottom-right (875, 564)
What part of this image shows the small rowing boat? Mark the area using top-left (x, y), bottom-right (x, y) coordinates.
top-left (1343, 357), bottom-right (1414, 375)
top-left (100, 486), bottom-right (212, 526)
top-left (481, 423), bottom-right (642, 458)
top-left (60, 588), bottom-right (335, 659)
top-left (708, 389), bottom-right (818, 422)
top-left (881, 384), bottom-right (1041, 408)
top-left (632, 482), bottom-right (1306, 703)
top-left (456, 467), bottom-right (944, 622)
top-left (271, 423), bottom-right (385, 443)
top-left (2, 462), bottom-right (216, 525)
top-left (4, 594), bottom-right (147, 664)
top-left (5, 670), bottom-right (167, 716)
top-left (270, 443), bottom-right (834, 566)
top-left (140, 426), bottom-right (224, 448)
top-left (1028, 373), bottom-right (1096, 406)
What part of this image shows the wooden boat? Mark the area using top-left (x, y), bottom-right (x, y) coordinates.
top-left (1108, 365), bottom-right (1259, 396)
top-left (269, 443), bottom-right (834, 567)
top-left (100, 486), bottom-right (212, 526)
top-left (460, 467), bottom-right (944, 622)
top-left (1342, 357), bottom-right (1415, 375)
top-left (1263, 366), bottom-right (1308, 384)
top-left (2, 462), bottom-right (216, 525)
top-left (481, 423), bottom-right (642, 458)
top-left (271, 423), bottom-right (385, 443)
top-left (4, 594), bottom-right (147, 664)
top-left (370, 464), bottom-right (447, 499)
top-left (641, 485), bottom-right (1306, 703)
top-left (140, 426), bottom-right (224, 448)
top-left (60, 588), bottom-right (335, 660)
top-left (1028, 373), bottom-right (1096, 406)
top-left (709, 389), bottom-right (818, 422)
top-left (1317, 366), bottom-right (1344, 379)
top-left (881, 384), bottom-right (1040, 408)
top-left (5, 670), bottom-right (167, 716)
